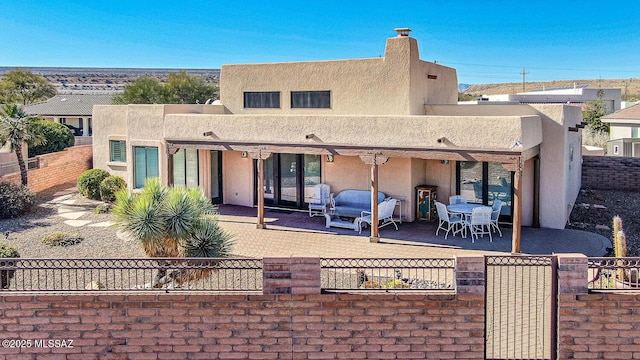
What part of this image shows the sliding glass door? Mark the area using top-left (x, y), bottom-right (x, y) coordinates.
top-left (256, 153), bottom-right (321, 208)
top-left (457, 161), bottom-right (513, 221)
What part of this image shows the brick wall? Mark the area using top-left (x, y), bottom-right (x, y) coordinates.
top-left (3, 255), bottom-right (640, 359)
top-left (0, 145), bottom-right (92, 193)
top-left (582, 155), bottom-right (640, 190)
top-left (557, 254), bottom-right (640, 359)
top-left (0, 292), bottom-right (484, 359)
top-left (0, 256), bottom-right (485, 359)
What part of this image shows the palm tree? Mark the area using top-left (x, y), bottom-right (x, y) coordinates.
top-left (112, 178), bottom-right (234, 287)
top-left (0, 104), bottom-right (45, 185)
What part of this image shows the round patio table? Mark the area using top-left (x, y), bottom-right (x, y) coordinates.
top-left (446, 203), bottom-right (492, 238)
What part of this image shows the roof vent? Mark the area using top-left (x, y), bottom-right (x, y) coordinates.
top-left (394, 28), bottom-right (411, 37)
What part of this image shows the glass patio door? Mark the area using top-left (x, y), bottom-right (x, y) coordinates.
top-left (256, 154), bottom-right (321, 208)
top-left (457, 161), bottom-right (513, 221)
top-left (210, 151), bottom-right (223, 204)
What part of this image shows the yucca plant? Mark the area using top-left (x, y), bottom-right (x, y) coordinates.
top-left (112, 178), bottom-right (234, 287)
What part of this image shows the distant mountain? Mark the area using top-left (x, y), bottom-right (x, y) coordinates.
top-left (458, 83), bottom-right (471, 92)
top-left (463, 79), bottom-right (640, 98)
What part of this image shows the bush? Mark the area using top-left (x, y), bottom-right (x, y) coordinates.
top-left (0, 181), bottom-right (35, 219)
top-left (27, 120), bottom-right (75, 157)
top-left (95, 203), bottom-right (113, 214)
top-left (77, 169), bottom-right (110, 200)
top-left (0, 241), bottom-right (19, 289)
top-left (99, 175), bottom-right (126, 203)
top-left (41, 232), bottom-right (83, 247)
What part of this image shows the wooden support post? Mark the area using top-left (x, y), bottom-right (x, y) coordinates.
top-left (248, 149), bottom-right (271, 229)
top-left (512, 158), bottom-right (523, 253)
top-left (370, 159), bottom-right (379, 242)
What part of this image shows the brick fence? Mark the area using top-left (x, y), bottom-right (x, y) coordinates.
top-left (0, 145), bottom-right (92, 193)
top-left (0, 255), bottom-right (638, 359)
top-left (582, 155), bottom-right (640, 190)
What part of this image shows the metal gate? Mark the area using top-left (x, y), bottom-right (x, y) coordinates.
top-left (485, 256), bottom-right (557, 360)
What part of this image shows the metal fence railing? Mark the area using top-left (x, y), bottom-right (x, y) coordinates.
top-left (0, 258), bottom-right (263, 292)
top-left (320, 258), bottom-right (455, 291)
top-left (588, 257), bottom-right (640, 290)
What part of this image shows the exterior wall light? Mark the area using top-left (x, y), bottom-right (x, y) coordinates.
top-left (241, 151), bottom-right (249, 158)
top-left (326, 154), bottom-right (334, 163)
top-left (440, 160), bottom-right (449, 165)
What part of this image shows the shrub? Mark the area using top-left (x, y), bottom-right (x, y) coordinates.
top-left (0, 181), bottom-right (35, 219)
top-left (77, 169), bottom-right (110, 200)
top-left (0, 241), bottom-right (20, 289)
top-left (99, 175), bottom-right (126, 203)
top-left (27, 120), bottom-right (75, 157)
top-left (95, 203), bottom-right (113, 214)
top-left (41, 232), bottom-right (83, 247)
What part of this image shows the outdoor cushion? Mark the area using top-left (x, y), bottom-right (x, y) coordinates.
top-left (331, 190), bottom-right (386, 218)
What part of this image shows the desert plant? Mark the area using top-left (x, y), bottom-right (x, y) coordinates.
top-left (0, 181), bottom-right (35, 219)
top-left (95, 203), bottom-right (113, 214)
top-left (77, 169), bottom-right (110, 200)
top-left (582, 127), bottom-right (609, 153)
top-left (41, 232), bottom-right (83, 247)
top-left (27, 120), bottom-right (74, 157)
top-left (99, 175), bottom-right (126, 203)
top-left (0, 104), bottom-right (46, 185)
top-left (0, 241), bottom-right (20, 289)
top-left (112, 178), bottom-right (234, 287)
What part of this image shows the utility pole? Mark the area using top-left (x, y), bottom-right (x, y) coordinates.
top-left (520, 67), bottom-right (528, 92)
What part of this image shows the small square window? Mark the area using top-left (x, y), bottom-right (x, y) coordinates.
top-left (109, 140), bottom-right (126, 162)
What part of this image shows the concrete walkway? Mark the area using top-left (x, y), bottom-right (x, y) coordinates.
top-left (49, 188), bottom-right (114, 228)
top-left (217, 205), bottom-right (611, 258)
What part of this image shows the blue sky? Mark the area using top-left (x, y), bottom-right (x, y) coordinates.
top-left (1, 1), bottom-right (639, 85)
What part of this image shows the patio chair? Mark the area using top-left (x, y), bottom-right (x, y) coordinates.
top-left (490, 199), bottom-right (503, 237)
top-left (449, 195), bottom-right (467, 205)
top-left (308, 184), bottom-right (330, 217)
top-left (469, 207), bottom-right (492, 243)
top-left (357, 198), bottom-right (398, 234)
top-left (435, 201), bottom-right (465, 239)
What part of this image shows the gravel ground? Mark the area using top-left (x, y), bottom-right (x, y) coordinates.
top-left (0, 183), bottom-right (145, 259)
top-left (567, 189), bottom-right (640, 256)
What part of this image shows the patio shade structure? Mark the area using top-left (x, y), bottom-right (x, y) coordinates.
top-left (166, 138), bottom-right (539, 253)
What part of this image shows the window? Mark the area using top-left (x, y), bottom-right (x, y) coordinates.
top-left (109, 140), bottom-right (126, 162)
top-left (134, 146), bottom-right (158, 188)
top-left (291, 91), bottom-right (330, 108)
top-left (173, 149), bottom-right (199, 188)
top-left (244, 92), bottom-right (280, 108)
top-left (457, 161), bottom-right (513, 220)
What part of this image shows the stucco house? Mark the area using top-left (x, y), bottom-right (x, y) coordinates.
top-left (480, 86), bottom-right (622, 114)
top-left (601, 104), bottom-right (640, 156)
top-left (24, 94), bottom-right (114, 139)
top-left (92, 29), bottom-right (583, 250)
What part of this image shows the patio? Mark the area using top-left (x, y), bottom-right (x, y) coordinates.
top-left (216, 205), bottom-right (611, 258)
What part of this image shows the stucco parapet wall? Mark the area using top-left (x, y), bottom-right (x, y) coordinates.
top-left (162, 114), bottom-right (542, 151)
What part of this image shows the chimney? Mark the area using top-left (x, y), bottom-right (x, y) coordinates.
top-left (394, 28), bottom-right (412, 37)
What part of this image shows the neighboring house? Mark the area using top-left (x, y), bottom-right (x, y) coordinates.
top-left (93, 29), bottom-right (583, 247)
top-left (24, 94), bottom-right (114, 137)
top-left (477, 86), bottom-right (622, 114)
top-left (601, 104), bottom-right (640, 156)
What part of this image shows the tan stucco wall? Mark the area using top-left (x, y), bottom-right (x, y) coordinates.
top-left (529, 104), bottom-right (583, 228)
top-left (222, 150), bottom-right (254, 206)
top-left (221, 36), bottom-right (457, 116)
top-left (164, 113), bottom-right (539, 152)
top-left (609, 124), bottom-right (633, 140)
top-left (92, 105), bottom-right (128, 180)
